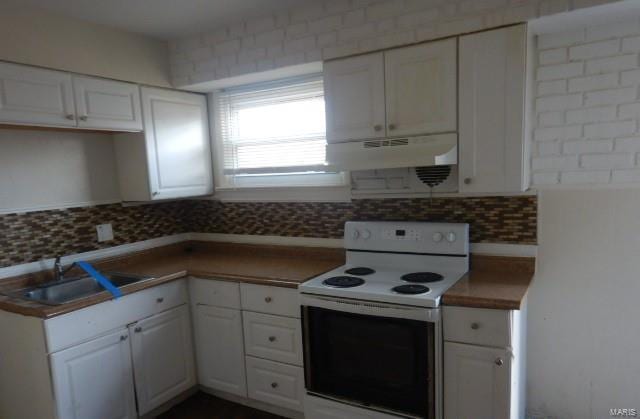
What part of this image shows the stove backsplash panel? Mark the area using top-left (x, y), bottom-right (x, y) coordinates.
top-left (0, 195), bottom-right (536, 268)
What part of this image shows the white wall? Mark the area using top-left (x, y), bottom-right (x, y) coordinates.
top-left (533, 18), bottom-right (640, 186)
top-left (0, 129), bottom-right (120, 213)
top-left (527, 188), bottom-right (640, 418)
top-left (0, 4), bottom-right (170, 87)
top-left (168, 0), bottom-right (622, 87)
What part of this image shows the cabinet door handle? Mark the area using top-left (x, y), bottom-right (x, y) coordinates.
top-left (495, 357), bottom-right (504, 366)
top-left (65, 114), bottom-right (75, 120)
top-left (268, 336), bottom-right (276, 342)
top-left (79, 115), bottom-right (88, 121)
top-left (470, 322), bottom-right (480, 330)
top-left (134, 327), bottom-right (142, 333)
top-left (264, 296), bottom-right (273, 303)
top-left (374, 124), bottom-right (383, 132)
top-left (156, 297), bottom-right (164, 303)
top-left (120, 335), bottom-right (128, 341)
top-left (271, 382), bottom-right (278, 389)
top-left (464, 177), bottom-right (473, 185)
top-left (388, 123), bottom-right (396, 131)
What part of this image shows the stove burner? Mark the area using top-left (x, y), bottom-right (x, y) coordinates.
top-left (393, 284), bottom-right (430, 294)
top-left (401, 272), bottom-right (444, 283)
top-left (323, 276), bottom-right (365, 288)
top-left (344, 267), bottom-right (375, 275)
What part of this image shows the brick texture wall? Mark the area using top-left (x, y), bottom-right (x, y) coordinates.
top-left (168, 0), bottom-right (619, 87)
top-left (532, 18), bottom-right (640, 186)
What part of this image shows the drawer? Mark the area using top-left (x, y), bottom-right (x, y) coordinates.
top-left (45, 279), bottom-right (188, 353)
top-left (246, 356), bottom-right (304, 412)
top-left (189, 277), bottom-right (240, 309)
top-left (240, 283), bottom-right (299, 318)
top-left (443, 306), bottom-right (512, 348)
top-left (304, 394), bottom-right (403, 419)
top-left (243, 311), bottom-right (303, 366)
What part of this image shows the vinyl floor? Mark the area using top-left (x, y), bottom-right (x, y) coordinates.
top-left (157, 392), bottom-right (286, 419)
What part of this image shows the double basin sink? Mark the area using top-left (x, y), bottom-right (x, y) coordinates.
top-left (6, 272), bottom-right (154, 306)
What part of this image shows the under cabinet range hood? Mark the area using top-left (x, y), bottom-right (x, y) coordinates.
top-left (326, 133), bottom-right (457, 171)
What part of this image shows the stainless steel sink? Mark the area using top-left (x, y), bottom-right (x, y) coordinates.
top-left (6, 272), bottom-right (154, 305)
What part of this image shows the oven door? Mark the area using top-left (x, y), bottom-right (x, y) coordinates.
top-left (300, 293), bottom-right (440, 419)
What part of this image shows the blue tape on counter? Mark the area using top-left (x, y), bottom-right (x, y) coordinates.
top-left (77, 261), bottom-right (122, 299)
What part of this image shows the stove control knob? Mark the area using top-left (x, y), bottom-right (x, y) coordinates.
top-left (351, 229), bottom-right (360, 240)
top-left (446, 232), bottom-right (457, 243)
top-left (432, 232), bottom-right (443, 243)
top-left (361, 229), bottom-right (371, 240)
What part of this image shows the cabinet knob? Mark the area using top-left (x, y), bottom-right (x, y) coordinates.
top-left (79, 115), bottom-right (88, 121)
top-left (268, 336), bottom-right (276, 342)
top-left (152, 191), bottom-right (159, 196)
top-left (388, 123), bottom-right (396, 131)
top-left (65, 114), bottom-right (75, 120)
top-left (495, 358), bottom-right (504, 366)
top-left (264, 296), bottom-right (273, 303)
top-left (156, 297), bottom-right (164, 303)
top-left (470, 322), bottom-right (480, 330)
top-left (271, 382), bottom-right (278, 389)
top-left (374, 124), bottom-right (383, 132)
top-left (120, 335), bottom-right (128, 341)
top-left (134, 327), bottom-right (142, 333)
top-left (464, 177), bottom-right (473, 185)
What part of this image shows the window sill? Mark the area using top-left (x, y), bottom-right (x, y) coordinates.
top-left (212, 185), bottom-right (352, 202)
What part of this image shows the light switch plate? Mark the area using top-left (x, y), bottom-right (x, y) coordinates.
top-left (96, 223), bottom-right (114, 242)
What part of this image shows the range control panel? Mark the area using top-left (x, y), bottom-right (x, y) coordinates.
top-left (345, 221), bottom-right (469, 255)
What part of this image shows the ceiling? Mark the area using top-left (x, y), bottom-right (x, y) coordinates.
top-left (4, 0), bottom-right (316, 39)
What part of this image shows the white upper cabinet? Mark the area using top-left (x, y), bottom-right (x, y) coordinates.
top-left (324, 53), bottom-right (386, 143)
top-left (385, 39), bottom-right (457, 137)
top-left (0, 62), bottom-right (76, 127)
top-left (114, 87), bottom-right (214, 201)
top-left (459, 24), bottom-right (528, 193)
top-left (73, 76), bottom-right (143, 131)
top-left (324, 39), bottom-right (457, 143)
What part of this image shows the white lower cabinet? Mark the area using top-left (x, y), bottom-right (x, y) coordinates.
top-left (193, 304), bottom-right (247, 397)
top-left (130, 304), bottom-right (196, 415)
top-left (444, 342), bottom-right (511, 419)
top-left (245, 356), bottom-right (305, 412)
top-left (50, 329), bottom-right (137, 419)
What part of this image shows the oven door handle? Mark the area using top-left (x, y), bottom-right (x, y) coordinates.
top-left (299, 293), bottom-right (439, 322)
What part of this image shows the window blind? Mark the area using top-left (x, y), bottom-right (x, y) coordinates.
top-left (216, 75), bottom-right (332, 183)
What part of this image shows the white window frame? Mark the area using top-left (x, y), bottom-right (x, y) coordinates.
top-left (209, 75), bottom-right (348, 198)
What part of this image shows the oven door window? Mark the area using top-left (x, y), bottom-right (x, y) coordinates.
top-left (303, 306), bottom-right (434, 418)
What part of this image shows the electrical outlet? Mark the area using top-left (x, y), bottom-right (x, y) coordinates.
top-left (96, 224), bottom-right (114, 242)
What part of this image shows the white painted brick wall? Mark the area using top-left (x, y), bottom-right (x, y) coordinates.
top-left (168, 0), bottom-right (620, 87)
top-left (532, 17), bottom-right (640, 187)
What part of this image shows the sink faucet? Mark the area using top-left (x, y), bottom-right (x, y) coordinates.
top-left (53, 256), bottom-right (75, 281)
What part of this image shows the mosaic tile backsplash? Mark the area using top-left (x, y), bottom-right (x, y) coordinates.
top-left (0, 196), bottom-right (537, 268)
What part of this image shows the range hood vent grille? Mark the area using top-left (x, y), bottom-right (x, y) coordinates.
top-left (363, 138), bottom-right (410, 148)
top-left (415, 165), bottom-right (452, 188)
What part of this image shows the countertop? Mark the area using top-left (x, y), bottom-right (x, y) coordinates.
top-left (0, 241), bottom-right (535, 318)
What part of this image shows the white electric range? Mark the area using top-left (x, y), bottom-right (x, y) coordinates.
top-left (299, 221), bottom-right (469, 419)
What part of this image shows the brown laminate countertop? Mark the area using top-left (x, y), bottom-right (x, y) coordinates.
top-left (0, 242), bottom-right (535, 318)
top-left (0, 241), bottom-right (345, 318)
top-left (442, 255), bottom-right (535, 310)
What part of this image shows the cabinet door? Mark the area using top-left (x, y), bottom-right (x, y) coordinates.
top-left (193, 305), bottom-right (247, 397)
top-left (50, 329), bottom-right (137, 419)
top-left (141, 87), bottom-right (213, 200)
top-left (324, 53), bottom-right (386, 143)
top-left (459, 25), bottom-right (527, 193)
top-left (385, 39), bottom-right (457, 137)
top-left (73, 76), bottom-right (142, 131)
top-left (444, 342), bottom-right (511, 419)
top-left (0, 62), bottom-right (76, 127)
top-left (130, 304), bottom-right (196, 415)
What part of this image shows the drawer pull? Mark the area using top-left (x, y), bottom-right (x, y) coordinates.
top-left (156, 297), bottom-right (164, 303)
top-left (120, 335), bottom-right (128, 341)
top-left (495, 358), bottom-right (504, 366)
top-left (271, 382), bottom-right (278, 389)
top-left (470, 322), bottom-right (480, 330)
top-left (134, 327), bottom-right (142, 333)
top-left (264, 296), bottom-right (273, 303)
top-left (268, 336), bottom-right (276, 342)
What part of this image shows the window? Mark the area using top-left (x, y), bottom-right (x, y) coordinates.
top-left (212, 75), bottom-right (346, 189)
